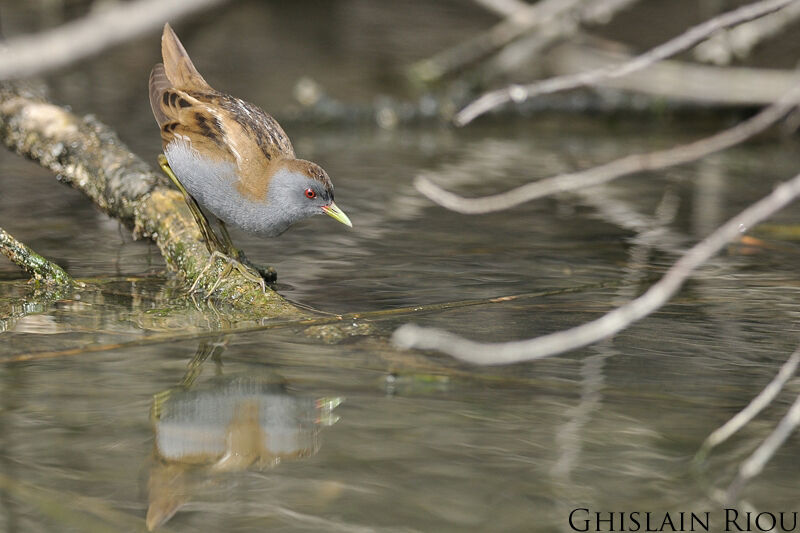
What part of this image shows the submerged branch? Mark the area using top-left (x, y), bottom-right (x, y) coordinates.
top-left (456, 0), bottom-right (796, 124)
top-left (0, 83), bottom-right (304, 317)
top-left (392, 170), bottom-right (800, 365)
top-left (694, 349), bottom-right (800, 466)
top-left (417, 80), bottom-right (800, 214)
top-left (0, 226), bottom-right (76, 285)
top-left (0, 280), bottom-right (626, 364)
top-left (727, 387), bottom-right (800, 501)
top-left (0, 0), bottom-right (227, 80)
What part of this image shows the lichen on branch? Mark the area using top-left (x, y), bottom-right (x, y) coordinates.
top-left (0, 225), bottom-right (76, 285)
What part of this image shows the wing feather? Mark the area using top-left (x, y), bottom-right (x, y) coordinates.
top-left (149, 23), bottom-right (299, 200)
top-left (161, 23), bottom-right (212, 91)
top-left (148, 63), bottom-right (171, 127)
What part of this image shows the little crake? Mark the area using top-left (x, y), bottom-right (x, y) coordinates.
top-left (149, 23), bottom-right (351, 247)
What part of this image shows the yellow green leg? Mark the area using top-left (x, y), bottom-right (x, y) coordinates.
top-left (158, 154), bottom-right (275, 293)
top-left (219, 219), bottom-right (277, 283)
top-left (158, 154), bottom-right (226, 254)
top-left (151, 338), bottom-right (229, 421)
top-left (217, 219), bottom-right (240, 258)
top-left (189, 250), bottom-right (267, 297)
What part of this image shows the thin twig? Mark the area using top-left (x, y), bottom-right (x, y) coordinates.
top-left (392, 170), bottom-right (800, 365)
top-left (580, 0), bottom-right (640, 24)
top-left (0, 225), bottom-right (77, 285)
top-left (456, 0), bottom-right (796, 125)
top-left (471, 0), bottom-right (530, 18)
top-left (479, 0), bottom-right (640, 83)
top-left (407, 0), bottom-right (586, 85)
top-left (726, 388), bottom-right (800, 501)
top-left (0, 0), bottom-right (227, 80)
top-left (544, 40), bottom-right (799, 105)
top-left (694, 349), bottom-right (800, 466)
top-left (418, 81), bottom-right (800, 214)
top-left (695, 0), bottom-right (800, 65)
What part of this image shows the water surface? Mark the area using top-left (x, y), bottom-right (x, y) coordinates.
top-left (2, 2), bottom-right (800, 532)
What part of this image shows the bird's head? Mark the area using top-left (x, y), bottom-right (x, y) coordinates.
top-left (265, 159), bottom-right (352, 234)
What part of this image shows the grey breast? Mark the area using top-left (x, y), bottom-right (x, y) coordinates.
top-left (164, 139), bottom-right (280, 235)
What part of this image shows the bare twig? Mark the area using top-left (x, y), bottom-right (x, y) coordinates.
top-left (580, 0), bottom-right (640, 24)
top-left (456, 0), bottom-right (797, 125)
top-left (407, 0), bottom-right (586, 85)
top-left (0, 0), bottom-right (227, 80)
top-left (471, 0), bottom-right (530, 18)
top-left (693, 349), bottom-right (800, 465)
top-left (392, 169), bottom-right (800, 365)
top-left (0, 225), bottom-right (76, 285)
top-left (476, 0), bottom-right (640, 85)
top-left (726, 388), bottom-right (800, 501)
top-left (417, 81), bottom-right (800, 214)
top-left (543, 40), bottom-right (800, 104)
top-left (695, 0), bottom-right (800, 65)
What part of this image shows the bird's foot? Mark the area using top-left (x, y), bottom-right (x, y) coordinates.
top-left (236, 249), bottom-right (277, 284)
top-left (190, 251), bottom-right (267, 299)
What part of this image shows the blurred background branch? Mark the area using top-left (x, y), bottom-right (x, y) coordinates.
top-left (0, 0), bottom-right (227, 80)
top-left (456, 0), bottom-right (796, 124)
top-left (695, 0), bottom-right (800, 64)
top-left (417, 81), bottom-right (800, 214)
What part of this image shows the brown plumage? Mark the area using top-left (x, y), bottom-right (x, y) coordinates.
top-left (148, 23), bottom-right (350, 243)
top-left (148, 23), bottom-right (330, 202)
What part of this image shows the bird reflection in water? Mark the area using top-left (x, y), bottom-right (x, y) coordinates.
top-left (146, 340), bottom-right (342, 530)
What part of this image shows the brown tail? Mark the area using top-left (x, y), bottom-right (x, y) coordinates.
top-left (148, 63), bottom-right (171, 127)
top-left (160, 23), bottom-right (212, 91)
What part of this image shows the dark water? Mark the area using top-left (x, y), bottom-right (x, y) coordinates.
top-left (2, 2), bottom-right (800, 532)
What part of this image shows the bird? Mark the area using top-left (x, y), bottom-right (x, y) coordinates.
top-left (148, 23), bottom-right (351, 291)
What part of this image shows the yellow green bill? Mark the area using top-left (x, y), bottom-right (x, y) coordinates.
top-left (322, 202), bottom-right (353, 227)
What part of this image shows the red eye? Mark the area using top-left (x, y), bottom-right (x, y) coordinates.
top-left (305, 188), bottom-right (316, 199)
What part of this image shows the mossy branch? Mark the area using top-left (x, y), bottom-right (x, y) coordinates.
top-left (0, 225), bottom-right (76, 285)
top-left (0, 83), bottom-right (306, 318)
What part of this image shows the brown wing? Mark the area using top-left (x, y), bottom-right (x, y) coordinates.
top-left (160, 23), bottom-right (212, 92)
top-left (149, 23), bottom-right (298, 200)
top-left (149, 66), bottom-right (233, 162)
top-left (204, 92), bottom-right (297, 200)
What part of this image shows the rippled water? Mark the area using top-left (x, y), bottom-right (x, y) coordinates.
top-left (2, 2), bottom-right (800, 532)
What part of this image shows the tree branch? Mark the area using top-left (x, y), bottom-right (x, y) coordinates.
top-left (0, 0), bottom-right (228, 80)
top-left (0, 225), bottom-right (76, 285)
top-left (456, 0), bottom-right (796, 125)
top-left (471, 0), bottom-right (530, 18)
top-left (694, 0), bottom-right (800, 65)
top-left (545, 40), bottom-right (800, 104)
top-left (407, 0), bottom-right (586, 85)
